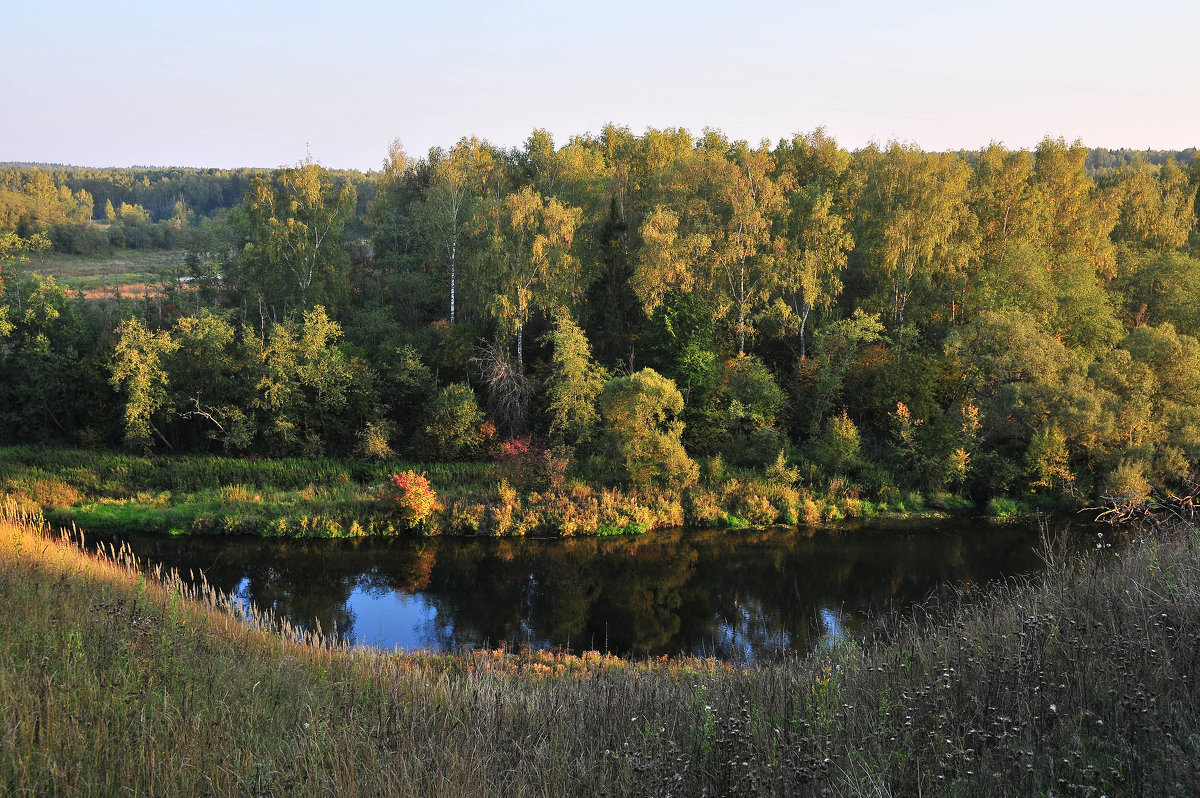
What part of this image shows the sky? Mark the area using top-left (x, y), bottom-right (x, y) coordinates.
top-left (3, 0), bottom-right (1198, 171)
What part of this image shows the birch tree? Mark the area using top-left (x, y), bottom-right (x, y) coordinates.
top-left (242, 157), bottom-right (355, 315)
top-left (770, 130), bottom-right (855, 359)
top-left (708, 138), bottom-right (784, 355)
top-left (480, 186), bottom-right (583, 369)
top-left (420, 137), bottom-right (497, 323)
top-left (110, 318), bottom-right (179, 453)
top-left (855, 143), bottom-right (973, 326)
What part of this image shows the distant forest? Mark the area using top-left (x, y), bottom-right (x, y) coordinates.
top-left (4, 146), bottom-right (1192, 234)
top-left (2, 130), bottom-right (1198, 507)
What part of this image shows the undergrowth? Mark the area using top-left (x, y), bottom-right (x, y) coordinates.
top-left (0, 446), bottom-right (990, 538)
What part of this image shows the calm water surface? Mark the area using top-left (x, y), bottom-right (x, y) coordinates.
top-left (88, 520), bottom-right (1052, 662)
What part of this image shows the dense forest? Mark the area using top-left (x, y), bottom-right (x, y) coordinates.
top-left (2, 130), bottom-right (1199, 516)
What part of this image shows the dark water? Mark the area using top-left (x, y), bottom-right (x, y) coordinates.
top-left (86, 520), bottom-right (1054, 662)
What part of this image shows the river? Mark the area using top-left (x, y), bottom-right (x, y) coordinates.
top-left (86, 519), bottom-right (1059, 662)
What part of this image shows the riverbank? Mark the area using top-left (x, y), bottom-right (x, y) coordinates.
top-left (0, 446), bottom-right (1055, 538)
top-left (3, 502), bottom-right (1196, 795)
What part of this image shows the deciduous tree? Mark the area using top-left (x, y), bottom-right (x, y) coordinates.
top-left (242, 158), bottom-right (355, 315)
top-left (598, 368), bottom-right (698, 490)
top-left (110, 317), bottom-right (179, 453)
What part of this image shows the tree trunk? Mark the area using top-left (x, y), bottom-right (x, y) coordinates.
top-left (738, 254), bottom-right (747, 356)
top-left (799, 301), bottom-right (810, 361)
top-left (517, 319), bottom-right (524, 371)
top-left (450, 232), bottom-right (457, 324)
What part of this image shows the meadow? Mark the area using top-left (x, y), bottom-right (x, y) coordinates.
top-left (19, 249), bottom-right (183, 299)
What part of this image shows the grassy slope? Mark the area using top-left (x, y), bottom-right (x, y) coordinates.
top-left (3, 501), bottom-right (1198, 796)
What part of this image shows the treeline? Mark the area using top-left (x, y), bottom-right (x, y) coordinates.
top-left (0, 165), bottom-right (372, 254)
top-left (2, 129), bottom-right (1199, 509)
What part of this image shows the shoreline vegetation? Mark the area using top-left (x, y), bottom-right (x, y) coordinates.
top-left (0, 446), bottom-right (1057, 539)
top-left (3, 500), bottom-right (1197, 795)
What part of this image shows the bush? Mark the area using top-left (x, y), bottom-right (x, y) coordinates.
top-left (1105, 459), bottom-right (1152, 504)
top-left (488, 480), bottom-right (528, 536)
top-left (683, 487), bottom-right (722, 526)
top-left (495, 437), bottom-right (568, 492)
top-left (737, 491), bottom-right (777, 527)
top-left (986, 496), bottom-right (1029, 519)
top-left (414, 383), bottom-right (487, 462)
top-left (355, 420), bottom-right (396, 461)
top-left (761, 480), bottom-right (800, 524)
top-left (811, 411), bottom-right (861, 475)
top-left (446, 497), bottom-right (487, 535)
top-left (597, 369), bottom-right (698, 491)
top-left (384, 471), bottom-right (442, 530)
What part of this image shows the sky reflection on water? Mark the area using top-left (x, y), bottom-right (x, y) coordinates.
top-left (93, 520), bottom-right (1048, 662)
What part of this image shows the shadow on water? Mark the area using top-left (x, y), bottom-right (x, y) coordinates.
top-left (84, 518), bottom-right (1058, 662)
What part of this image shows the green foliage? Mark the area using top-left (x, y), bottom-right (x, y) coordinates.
top-left (598, 368), bottom-right (698, 491)
top-left (1025, 424), bottom-right (1074, 492)
top-left (854, 143), bottom-right (973, 325)
top-left (109, 318), bottom-right (179, 453)
top-left (806, 309), bottom-right (884, 437)
top-left (5, 130), bottom-right (1200, 509)
top-left (380, 344), bottom-right (434, 411)
top-left (543, 309), bottom-right (608, 446)
top-left (240, 158), bottom-right (356, 313)
top-left (716, 355), bottom-right (785, 466)
top-left (251, 305), bottom-right (356, 456)
top-left (0, 232), bottom-right (51, 317)
top-left (810, 411), bottom-right (861, 474)
top-left (985, 496), bottom-right (1029, 519)
top-left (1114, 249), bottom-right (1200, 336)
top-left (1104, 459), bottom-right (1151, 503)
top-left (415, 383), bottom-right (487, 462)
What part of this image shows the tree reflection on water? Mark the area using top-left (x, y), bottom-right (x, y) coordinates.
top-left (90, 520), bottom-right (1046, 661)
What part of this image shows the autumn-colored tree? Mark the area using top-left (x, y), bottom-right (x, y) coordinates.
top-left (477, 185), bottom-right (583, 368)
top-left (1110, 157), bottom-right (1197, 252)
top-left (706, 137), bottom-right (784, 355)
top-left (1030, 137), bottom-right (1117, 278)
top-left (242, 157), bottom-right (355, 315)
top-left (770, 129), bottom-right (856, 358)
top-left (418, 137), bottom-right (498, 323)
top-left (854, 144), bottom-right (974, 325)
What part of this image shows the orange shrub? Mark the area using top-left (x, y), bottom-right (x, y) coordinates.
top-left (385, 471), bottom-right (442, 529)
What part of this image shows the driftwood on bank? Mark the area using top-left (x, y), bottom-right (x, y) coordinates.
top-left (1091, 475), bottom-right (1198, 527)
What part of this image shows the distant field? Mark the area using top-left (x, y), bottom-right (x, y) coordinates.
top-left (21, 250), bottom-right (186, 299)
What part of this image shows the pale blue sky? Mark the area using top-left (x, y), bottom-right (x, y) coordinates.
top-left (3, 0), bottom-right (1197, 170)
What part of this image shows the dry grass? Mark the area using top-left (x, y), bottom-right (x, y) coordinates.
top-left (22, 250), bottom-right (184, 298)
top-left (2, 500), bottom-right (1198, 796)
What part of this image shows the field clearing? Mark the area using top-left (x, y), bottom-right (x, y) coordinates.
top-left (22, 250), bottom-right (186, 298)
